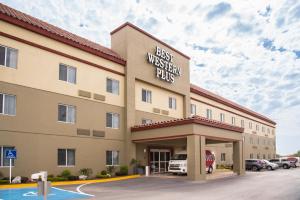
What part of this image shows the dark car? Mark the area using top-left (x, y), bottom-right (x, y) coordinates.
top-left (245, 159), bottom-right (265, 171)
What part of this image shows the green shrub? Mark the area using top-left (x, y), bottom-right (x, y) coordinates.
top-left (106, 166), bottom-right (116, 175)
top-left (116, 165), bottom-right (128, 176)
top-left (79, 168), bottom-right (93, 177)
top-left (60, 169), bottom-right (71, 178)
top-left (47, 174), bottom-right (54, 178)
top-left (96, 173), bottom-right (110, 179)
top-left (68, 175), bottom-right (79, 181)
top-left (48, 177), bottom-right (68, 182)
top-left (0, 179), bottom-right (9, 184)
top-left (100, 170), bottom-right (107, 175)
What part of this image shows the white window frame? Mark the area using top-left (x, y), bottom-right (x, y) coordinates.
top-left (59, 63), bottom-right (77, 84)
top-left (256, 124), bottom-right (259, 131)
top-left (106, 78), bottom-right (120, 95)
top-left (169, 97), bottom-right (177, 110)
top-left (0, 93), bottom-right (16, 116)
top-left (206, 109), bottom-right (212, 119)
top-left (106, 150), bottom-right (119, 166)
top-left (249, 122), bottom-right (252, 129)
top-left (0, 45), bottom-right (18, 69)
top-left (220, 113), bottom-right (225, 122)
top-left (142, 89), bottom-right (152, 103)
top-left (57, 149), bottom-right (75, 167)
top-left (241, 119), bottom-right (244, 128)
top-left (232, 117), bottom-right (236, 125)
top-left (0, 146), bottom-right (15, 167)
top-left (190, 104), bottom-right (197, 116)
top-left (58, 104), bottom-right (76, 124)
top-left (142, 118), bottom-right (152, 125)
top-left (106, 112), bottom-right (120, 129)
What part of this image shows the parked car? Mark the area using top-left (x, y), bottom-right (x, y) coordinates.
top-left (245, 159), bottom-right (265, 171)
top-left (281, 157), bottom-right (300, 168)
top-left (269, 158), bottom-right (293, 169)
top-left (262, 159), bottom-right (279, 170)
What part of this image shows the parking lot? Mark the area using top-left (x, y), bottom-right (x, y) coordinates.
top-left (58, 168), bottom-right (300, 200)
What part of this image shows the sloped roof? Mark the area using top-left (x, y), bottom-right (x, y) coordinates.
top-left (0, 3), bottom-right (126, 65)
top-left (190, 84), bottom-right (276, 125)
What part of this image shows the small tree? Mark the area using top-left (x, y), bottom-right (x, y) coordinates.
top-left (294, 150), bottom-right (300, 157)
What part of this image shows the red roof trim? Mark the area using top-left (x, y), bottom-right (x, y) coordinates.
top-left (190, 84), bottom-right (276, 125)
top-left (111, 22), bottom-right (190, 60)
top-left (0, 3), bottom-right (126, 66)
top-left (131, 115), bottom-right (244, 133)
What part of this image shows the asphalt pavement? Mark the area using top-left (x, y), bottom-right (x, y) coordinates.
top-left (60, 168), bottom-right (300, 200)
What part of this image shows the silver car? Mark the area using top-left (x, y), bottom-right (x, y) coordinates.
top-left (262, 159), bottom-right (279, 170)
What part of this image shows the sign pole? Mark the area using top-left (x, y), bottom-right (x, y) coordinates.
top-left (9, 158), bottom-right (12, 183)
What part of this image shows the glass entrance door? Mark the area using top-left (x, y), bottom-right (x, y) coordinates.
top-left (150, 149), bottom-right (171, 173)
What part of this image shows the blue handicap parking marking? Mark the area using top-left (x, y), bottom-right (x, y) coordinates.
top-left (0, 187), bottom-right (91, 200)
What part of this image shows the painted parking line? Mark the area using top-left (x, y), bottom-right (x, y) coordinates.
top-left (0, 187), bottom-right (92, 200)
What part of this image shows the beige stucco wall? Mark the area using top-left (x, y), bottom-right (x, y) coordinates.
top-left (0, 21), bottom-right (125, 107)
top-left (135, 80), bottom-right (184, 119)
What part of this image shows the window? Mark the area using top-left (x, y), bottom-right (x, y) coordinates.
top-left (250, 153), bottom-right (253, 159)
top-left (221, 153), bottom-right (226, 161)
top-left (59, 64), bottom-right (76, 84)
top-left (142, 119), bottom-right (152, 124)
top-left (249, 122), bottom-right (252, 129)
top-left (262, 126), bottom-right (265, 132)
top-left (0, 93), bottom-right (16, 116)
top-left (0, 45), bottom-right (18, 68)
top-left (257, 137), bottom-right (260, 145)
top-left (263, 154), bottom-right (266, 159)
top-left (232, 117), bottom-right (235, 125)
top-left (241, 120), bottom-right (244, 128)
top-left (169, 97), bottom-right (176, 110)
top-left (57, 149), bottom-right (75, 166)
top-left (267, 128), bottom-right (270, 134)
top-left (106, 151), bottom-right (119, 166)
top-left (206, 109), bottom-right (212, 119)
top-left (220, 113), bottom-right (225, 122)
top-left (142, 89), bottom-right (152, 103)
top-left (106, 78), bottom-right (119, 95)
top-left (58, 104), bottom-right (76, 123)
top-left (256, 124), bottom-right (259, 131)
top-left (257, 154), bottom-right (260, 159)
top-left (191, 104), bottom-right (196, 116)
top-left (106, 112), bottom-right (120, 129)
top-left (0, 146), bottom-right (15, 167)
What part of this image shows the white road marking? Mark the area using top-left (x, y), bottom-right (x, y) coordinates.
top-left (53, 186), bottom-right (94, 197)
top-left (76, 183), bottom-right (95, 197)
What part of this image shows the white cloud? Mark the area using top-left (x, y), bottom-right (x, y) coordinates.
top-left (1, 0), bottom-right (300, 155)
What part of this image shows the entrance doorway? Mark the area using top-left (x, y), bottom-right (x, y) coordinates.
top-left (149, 149), bottom-right (171, 173)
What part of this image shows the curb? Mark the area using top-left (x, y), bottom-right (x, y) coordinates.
top-left (0, 175), bottom-right (141, 189)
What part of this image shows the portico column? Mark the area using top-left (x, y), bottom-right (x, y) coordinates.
top-left (187, 135), bottom-right (206, 180)
top-left (233, 140), bottom-right (245, 175)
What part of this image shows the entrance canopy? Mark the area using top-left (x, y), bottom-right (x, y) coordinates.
top-left (131, 116), bottom-right (245, 180)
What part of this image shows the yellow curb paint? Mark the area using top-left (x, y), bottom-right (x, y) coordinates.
top-left (0, 175), bottom-right (141, 189)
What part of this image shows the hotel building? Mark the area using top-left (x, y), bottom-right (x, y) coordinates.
top-left (0, 3), bottom-right (276, 180)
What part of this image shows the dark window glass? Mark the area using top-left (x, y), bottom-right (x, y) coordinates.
top-left (106, 151), bottom-right (112, 165)
top-left (6, 48), bottom-right (17, 68)
top-left (106, 78), bottom-right (112, 93)
top-left (67, 149), bottom-right (75, 166)
top-left (58, 149), bottom-right (66, 166)
top-left (0, 94), bottom-right (3, 113)
top-left (106, 113), bottom-right (112, 128)
top-left (59, 64), bottom-right (67, 81)
top-left (58, 105), bottom-right (67, 122)
top-left (142, 89), bottom-right (147, 102)
top-left (0, 46), bottom-right (5, 66)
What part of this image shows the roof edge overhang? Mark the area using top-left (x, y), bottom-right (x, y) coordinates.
top-left (0, 12), bottom-right (126, 66)
top-left (111, 22), bottom-right (190, 60)
top-left (190, 84), bottom-right (276, 125)
top-left (131, 115), bottom-right (244, 133)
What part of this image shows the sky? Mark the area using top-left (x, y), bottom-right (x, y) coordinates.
top-left (1, 0), bottom-right (299, 155)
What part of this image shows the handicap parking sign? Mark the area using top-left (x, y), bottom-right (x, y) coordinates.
top-left (5, 149), bottom-right (17, 159)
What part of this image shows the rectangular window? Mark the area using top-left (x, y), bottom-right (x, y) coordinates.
top-left (262, 126), bottom-right (265, 132)
top-left (249, 122), bottom-right (252, 129)
top-left (0, 45), bottom-right (18, 68)
top-left (220, 113), bottom-right (225, 122)
top-left (257, 137), bottom-right (259, 145)
top-left (221, 153), bottom-right (226, 161)
top-left (250, 153), bottom-right (253, 159)
top-left (256, 124), bottom-right (259, 131)
top-left (58, 104), bottom-right (76, 123)
top-left (57, 149), bottom-right (75, 166)
top-left (267, 128), bottom-right (270, 134)
top-left (232, 117), bottom-right (235, 125)
top-left (59, 64), bottom-right (76, 84)
top-left (142, 119), bottom-right (152, 124)
top-left (106, 78), bottom-right (119, 95)
top-left (241, 120), bottom-right (244, 128)
top-left (169, 97), bottom-right (177, 110)
top-left (0, 146), bottom-right (15, 167)
top-left (0, 93), bottom-right (16, 116)
top-left (206, 109), bottom-right (212, 119)
top-left (142, 89), bottom-right (152, 103)
top-left (190, 104), bottom-right (197, 116)
top-left (257, 154), bottom-right (260, 159)
top-left (106, 112), bottom-right (120, 129)
top-left (106, 151), bottom-right (119, 166)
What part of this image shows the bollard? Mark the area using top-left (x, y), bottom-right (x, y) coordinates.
top-left (145, 166), bottom-right (149, 176)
